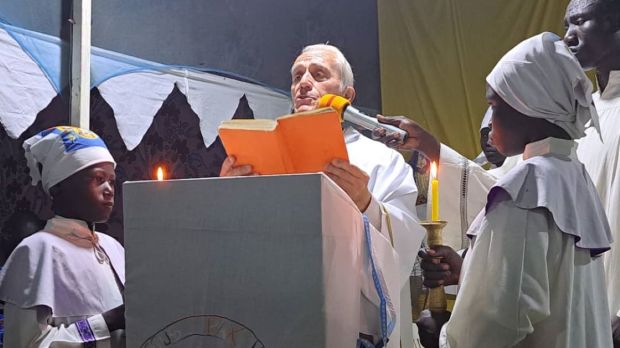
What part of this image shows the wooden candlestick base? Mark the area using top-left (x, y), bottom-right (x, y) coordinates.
top-left (420, 220), bottom-right (448, 313)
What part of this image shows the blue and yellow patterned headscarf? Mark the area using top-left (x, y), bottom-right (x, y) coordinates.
top-left (23, 126), bottom-right (116, 194)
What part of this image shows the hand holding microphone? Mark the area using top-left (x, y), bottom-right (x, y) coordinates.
top-left (318, 94), bottom-right (408, 145)
top-left (318, 94), bottom-right (440, 159)
top-left (376, 115), bottom-right (440, 162)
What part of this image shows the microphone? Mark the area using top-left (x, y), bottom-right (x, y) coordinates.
top-left (318, 94), bottom-right (408, 144)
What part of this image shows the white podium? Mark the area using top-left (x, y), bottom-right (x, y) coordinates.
top-left (124, 174), bottom-right (370, 347)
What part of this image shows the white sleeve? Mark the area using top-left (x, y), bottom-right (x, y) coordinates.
top-left (601, 151), bottom-right (620, 318)
top-left (439, 324), bottom-right (452, 348)
top-left (436, 144), bottom-right (497, 249)
top-left (364, 195), bottom-right (383, 232)
top-left (440, 192), bottom-right (552, 347)
top-left (371, 150), bottom-right (424, 286)
top-left (359, 147), bottom-right (424, 348)
top-left (4, 303), bottom-right (112, 348)
top-left (358, 216), bottom-right (401, 348)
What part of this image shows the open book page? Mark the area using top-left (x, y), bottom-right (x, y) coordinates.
top-left (278, 110), bottom-right (348, 173)
top-left (218, 107), bottom-right (348, 175)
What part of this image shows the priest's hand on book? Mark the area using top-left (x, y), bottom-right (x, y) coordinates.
top-left (418, 245), bottom-right (462, 288)
top-left (323, 159), bottom-right (372, 212)
top-left (219, 156), bottom-right (256, 177)
top-left (376, 115), bottom-right (440, 162)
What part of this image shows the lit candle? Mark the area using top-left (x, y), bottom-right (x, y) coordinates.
top-left (156, 166), bottom-right (165, 181)
top-left (430, 161), bottom-right (439, 221)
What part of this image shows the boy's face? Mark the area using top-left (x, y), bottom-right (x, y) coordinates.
top-left (486, 85), bottom-right (530, 157)
top-left (52, 162), bottom-right (116, 224)
top-left (479, 126), bottom-right (506, 167)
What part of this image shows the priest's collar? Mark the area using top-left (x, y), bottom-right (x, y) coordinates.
top-left (523, 137), bottom-right (576, 160)
top-left (598, 70), bottom-right (620, 100)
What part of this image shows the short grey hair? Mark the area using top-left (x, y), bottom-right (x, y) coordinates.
top-left (300, 44), bottom-right (355, 88)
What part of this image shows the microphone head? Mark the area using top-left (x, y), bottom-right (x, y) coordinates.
top-left (318, 94), bottom-right (350, 118)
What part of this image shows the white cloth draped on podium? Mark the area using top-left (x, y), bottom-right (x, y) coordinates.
top-left (124, 174), bottom-right (400, 347)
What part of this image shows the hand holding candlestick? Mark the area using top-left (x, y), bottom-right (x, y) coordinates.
top-left (416, 220), bottom-right (452, 348)
top-left (420, 161), bottom-right (449, 311)
top-left (420, 220), bottom-right (449, 312)
top-left (416, 162), bottom-right (458, 347)
top-left (418, 245), bottom-right (462, 289)
top-left (416, 229), bottom-right (463, 348)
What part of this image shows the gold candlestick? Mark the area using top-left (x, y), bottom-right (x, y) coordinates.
top-left (420, 220), bottom-right (448, 313)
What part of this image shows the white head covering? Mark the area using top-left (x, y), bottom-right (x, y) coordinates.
top-left (480, 106), bottom-right (492, 130)
top-left (486, 32), bottom-right (599, 139)
top-left (23, 126), bottom-right (116, 194)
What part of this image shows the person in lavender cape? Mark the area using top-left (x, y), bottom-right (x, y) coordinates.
top-left (0, 126), bottom-right (125, 347)
top-left (381, 33), bottom-right (614, 347)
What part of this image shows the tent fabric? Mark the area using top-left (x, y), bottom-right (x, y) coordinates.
top-left (0, 22), bottom-right (292, 149)
top-left (97, 71), bottom-right (178, 150)
top-left (0, 21), bottom-right (64, 93)
top-left (98, 69), bottom-right (291, 151)
top-left (378, 0), bottom-right (570, 158)
top-left (0, 26), bottom-right (57, 139)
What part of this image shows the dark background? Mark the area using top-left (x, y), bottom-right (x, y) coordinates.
top-left (0, 0), bottom-right (382, 246)
top-left (0, 0), bottom-right (381, 110)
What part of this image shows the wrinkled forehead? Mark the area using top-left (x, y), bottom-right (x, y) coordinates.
top-left (291, 50), bottom-right (340, 74)
top-left (566, 0), bottom-right (602, 16)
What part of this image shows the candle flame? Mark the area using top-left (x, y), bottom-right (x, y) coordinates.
top-left (430, 161), bottom-right (437, 179)
top-left (156, 166), bottom-right (165, 181)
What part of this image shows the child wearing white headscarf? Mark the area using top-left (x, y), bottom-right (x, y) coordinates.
top-left (0, 126), bottom-right (125, 347)
top-left (435, 33), bottom-right (613, 347)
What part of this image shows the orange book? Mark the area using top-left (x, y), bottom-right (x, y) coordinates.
top-left (218, 107), bottom-right (349, 175)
